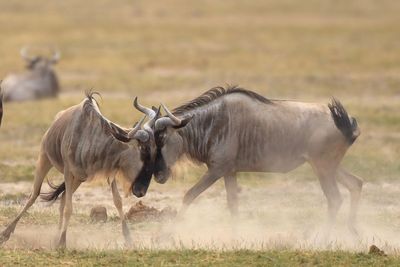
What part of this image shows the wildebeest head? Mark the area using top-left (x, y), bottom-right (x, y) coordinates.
top-left (20, 46), bottom-right (60, 71)
top-left (153, 104), bottom-right (193, 184)
top-left (120, 98), bottom-right (159, 197)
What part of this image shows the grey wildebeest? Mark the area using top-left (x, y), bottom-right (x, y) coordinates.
top-left (0, 92), bottom-right (157, 248)
top-left (150, 86), bottom-right (363, 234)
top-left (2, 47), bottom-right (60, 102)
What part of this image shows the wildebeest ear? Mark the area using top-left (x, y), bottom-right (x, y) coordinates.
top-left (111, 133), bottom-right (130, 142)
top-left (173, 114), bottom-right (194, 129)
top-left (108, 124), bottom-right (130, 143)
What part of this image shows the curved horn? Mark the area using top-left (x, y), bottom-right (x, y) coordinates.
top-left (128, 115), bottom-right (146, 139)
top-left (161, 103), bottom-right (181, 125)
top-left (133, 97), bottom-right (156, 118)
top-left (154, 117), bottom-right (176, 131)
top-left (51, 48), bottom-right (60, 63)
top-left (144, 105), bottom-right (161, 130)
top-left (20, 46), bottom-right (33, 61)
top-left (133, 97), bottom-right (158, 130)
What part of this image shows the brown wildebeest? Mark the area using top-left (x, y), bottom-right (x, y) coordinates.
top-left (2, 47), bottom-right (60, 102)
top-left (0, 92), bottom-right (157, 248)
top-left (151, 86), bottom-right (363, 235)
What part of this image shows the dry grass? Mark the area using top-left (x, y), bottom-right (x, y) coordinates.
top-left (0, 0), bottom-right (399, 183)
top-left (0, 0), bottom-right (399, 265)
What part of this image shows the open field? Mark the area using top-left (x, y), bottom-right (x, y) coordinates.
top-left (2, 250), bottom-right (400, 267)
top-left (0, 0), bottom-right (399, 265)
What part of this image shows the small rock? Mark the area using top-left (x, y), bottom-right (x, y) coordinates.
top-left (125, 201), bottom-right (177, 223)
top-left (90, 206), bottom-right (107, 223)
top-left (369, 245), bottom-right (386, 256)
top-left (125, 201), bottom-right (159, 222)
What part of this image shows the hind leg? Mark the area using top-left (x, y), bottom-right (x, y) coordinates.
top-left (310, 160), bottom-right (343, 235)
top-left (336, 168), bottom-right (363, 235)
top-left (58, 181), bottom-right (81, 233)
top-left (110, 179), bottom-right (132, 246)
top-left (57, 173), bottom-right (81, 249)
top-left (0, 153), bottom-right (52, 244)
top-left (58, 193), bottom-right (66, 230)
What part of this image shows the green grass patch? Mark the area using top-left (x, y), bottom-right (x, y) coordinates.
top-left (0, 249), bottom-right (398, 266)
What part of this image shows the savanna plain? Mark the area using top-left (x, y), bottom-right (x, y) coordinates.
top-left (0, 0), bottom-right (400, 266)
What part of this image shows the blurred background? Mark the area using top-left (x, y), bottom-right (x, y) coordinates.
top-left (0, 0), bottom-right (399, 184)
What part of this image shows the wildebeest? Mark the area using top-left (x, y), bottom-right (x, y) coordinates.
top-left (2, 47), bottom-right (60, 102)
top-left (151, 86), bottom-right (363, 234)
top-left (0, 92), bottom-right (157, 248)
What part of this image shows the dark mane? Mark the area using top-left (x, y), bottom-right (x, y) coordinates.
top-left (83, 91), bottom-right (130, 142)
top-left (84, 90), bottom-right (102, 107)
top-left (173, 85), bottom-right (272, 115)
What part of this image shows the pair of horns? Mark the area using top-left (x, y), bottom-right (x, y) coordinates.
top-left (133, 98), bottom-right (193, 132)
top-left (126, 115), bottom-right (149, 143)
top-left (110, 98), bottom-right (156, 144)
top-left (133, 97), bottom-right (159, 133)
top-left (20, 46), bottom-right (60, 63)
top-left (155, 104), bottom-right (193, 131)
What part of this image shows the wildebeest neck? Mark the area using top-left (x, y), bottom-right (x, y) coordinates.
top-left (176, 102), bottom-right (229, 164)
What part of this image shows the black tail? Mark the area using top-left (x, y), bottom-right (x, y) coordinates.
top-left (328, 98), bottom-right (359, 145)
top-left (40, 180), bottom-right (66, 202)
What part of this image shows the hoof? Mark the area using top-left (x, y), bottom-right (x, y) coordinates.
top-left (56, 242), bottom-right (66, 250)
top-left (123, 236), bottom-right (133, 249)
top-left (0, 233), bottom-right (10, 245)
top-left (124, 240), bottom-right (133, 249)
top-left (0, 226), bottom-right (14, 245)
top-left (57, 231), bottom-right (67, 250)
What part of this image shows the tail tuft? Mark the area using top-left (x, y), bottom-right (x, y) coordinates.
top-left (328, 98), bottom-right (359, 145)
top-left (40, 180), bottom-right (65, 202)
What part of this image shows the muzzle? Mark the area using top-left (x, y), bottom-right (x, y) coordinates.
top-left (154, 168), bottom-right (171, 184)
top-left (132, 182), bottom-right (149, 198)
top-left (131, 144), bottom-right (154, 198)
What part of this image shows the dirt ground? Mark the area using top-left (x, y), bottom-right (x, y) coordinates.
top-left (1, 177), bottom-right (400, 253)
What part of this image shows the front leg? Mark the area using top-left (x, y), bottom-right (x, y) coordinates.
top-left (224, 174), bottom-right (238, 217)
top-left (179, 170), bottom-right (222, 218)
top-left (110, 179), bottom-right (132, 246)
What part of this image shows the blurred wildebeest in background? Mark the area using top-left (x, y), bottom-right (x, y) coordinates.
top-left (0, 92), bottom-right (157, 248)
top-left (151, 86), bottom-right (363, 236)
top-left (2, 46), bottom-right (60, 102)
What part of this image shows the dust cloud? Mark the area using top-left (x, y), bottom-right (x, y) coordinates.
top-left (1, 178), bottom-right (400, 253)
